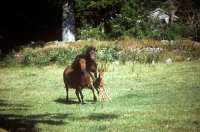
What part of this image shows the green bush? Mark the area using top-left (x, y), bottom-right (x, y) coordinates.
top-left (0, 52), bottom-right (17, 67)
top-left (77, 23), bottom-right (106, 40)
top-left (23, 48), bottom-right (81, 67)
top-left (146, 53), bottom-right (159, 63)
top-left (152, 22), bottom-right (192, 40)
top-left (96, 46), bottom-right (161, 65)
top-left (96, 47), bottom-right (119, 62)
top-left (3, 40), bottom-right (200, 68)
top-left (23, 51), bottom-right (37, 66)
top-left (190, 50), bottom-right (200, 60)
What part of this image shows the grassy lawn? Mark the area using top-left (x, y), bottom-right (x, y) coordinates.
top-left (0, 61), bottom-right (200, 132)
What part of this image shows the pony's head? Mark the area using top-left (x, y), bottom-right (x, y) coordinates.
top-left (79, 58), bottom-right (86, 71)
top-left (98, 68), bottom-right (104, 79)
top-left (72, 54), bottom-right (86, 71)
top-left (85, 47), bottom-right (96, 60)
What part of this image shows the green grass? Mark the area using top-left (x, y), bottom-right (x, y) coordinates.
top-left (0, 61), bottom-right (200, 132)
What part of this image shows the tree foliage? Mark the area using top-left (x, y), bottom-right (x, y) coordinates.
top-left (74, 0), bottom-right (199, 41)
top-left (1, 0), bottom-right (200, 51)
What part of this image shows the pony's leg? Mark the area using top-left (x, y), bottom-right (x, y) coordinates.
top-left (66, 85), bottom-right (69, 101)
top-left (94, 71), bottom-right (97, 78)
top-left (75, 89), bottom-right (81, 103)
top-left (79, 88), bottom-right (85, 104)
top-left (103, 87), bottom-right (112, 101)
top-left (98, 87), bottom-right (103, 102)
top-left (90, 86), bottom-right (97, 102)
top-left (100, 87), bottom-right (106, 101)
top-left (95, 87), bottom-right (100, 95)
top-left (99, 87), bottom-right (105, 100)
top-left (94, 73), bottom-right (99, 95)
top-left (88, 71), bottom-right (99, 95)
top-left (76, 87), bottom-right (84, 104)
top-left (105, 92), bottom-right (112, 101)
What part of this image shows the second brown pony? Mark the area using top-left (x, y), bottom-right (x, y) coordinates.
top-left (85, 46), bottom-right (97, 80)
top-left (63, 54), bottom-right (97, 104)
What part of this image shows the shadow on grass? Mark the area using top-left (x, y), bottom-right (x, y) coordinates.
top-left (85, 99), bottom-right (96, 103)
top-left (88, 113), bottom-right (119, 121)
top-left (0, 114), bottom-right (68, 132)
top-left (0, 100), bottom-right (32, 111)
top-left (54, 98), bottom-right (80, 105)
top-left (0, 100), bottom-right (68, 132)
top-left (0, 99), bottom-right (119, 131)
top-left (54, 98), bottom-right (96, 105)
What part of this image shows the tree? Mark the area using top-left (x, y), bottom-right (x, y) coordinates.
top-left (62, 0), bottom-right (75, 42)
top-left (74, 0), bottom-right (124, 39)
top-left (162, 0), bottom-right (180, 23)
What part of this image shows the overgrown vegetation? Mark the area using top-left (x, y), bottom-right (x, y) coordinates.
top-left (23, 48), bottom-right (80, 67)
top-left (0, 40), bottom-right (199, 67)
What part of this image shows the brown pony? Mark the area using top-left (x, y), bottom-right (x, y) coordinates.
top-left (85, 47), bottom-right (97, 80)
top-left (63, 54), bottom-right (97, 104)
top-left (93, 69), bottom-right (111, 101)
top-left (72, 47), bottom-right (99, 95)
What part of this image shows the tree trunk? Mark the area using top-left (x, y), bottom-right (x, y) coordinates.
top-left (163, 0), bottom-right (179, 23)
top-left (170, 9), bottom-right (176, 23)
top-left (62, 0), bottom-right (75, 42)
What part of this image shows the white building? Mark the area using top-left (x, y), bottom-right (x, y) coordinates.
top-left (149, 8), bottom-right (179, 24)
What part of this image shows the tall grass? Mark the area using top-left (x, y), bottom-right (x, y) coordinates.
top-left (0, 61), bottom-right (199, 131)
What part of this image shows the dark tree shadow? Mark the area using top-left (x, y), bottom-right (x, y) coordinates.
top-left (88, 113), bottom-right (119, 121)
top-left (0, 113), bottom-right (69, 132)
top-left (0, 100), bottom-right (32, 111)
top-left (0, 100), bottom-right (68, 132)
top-left (0, 99), bottom-right (119, 131)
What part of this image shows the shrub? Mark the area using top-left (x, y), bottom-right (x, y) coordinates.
top-left (146, 53), bottom-right (159, 63)
top-left (96, 47), bottom-right (119, 62)
top-left (23, 48), bottom-right (81, 67)
top-left (77, 23), bottom-right (106, 40)
top-left (0, 52), bottom-right (18, 67)
top-left (4, 39), bottom-right (200, 67)
top-left (23, 51), bottom-right (37, 66)
top-left (152, 22), bottom-right (192, 40)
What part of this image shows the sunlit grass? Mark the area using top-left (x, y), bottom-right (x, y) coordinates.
top-left (0, 61), bottom-right (200, 131)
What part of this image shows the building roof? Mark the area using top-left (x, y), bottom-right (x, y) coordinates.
top-left (149, 8), bottom-right (179, 23)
